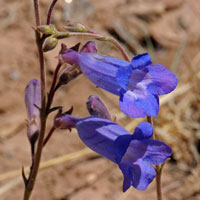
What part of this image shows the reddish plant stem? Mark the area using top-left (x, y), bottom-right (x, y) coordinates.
top-left (46, 62), bottom-right (62, 112)
top-left (23, 39), bottom-right (47, 200)
top-left (46, 0), bottom-right (58, 25)
top-left (56, 32), bottom-right (130, 62)
top-left (33, 0), bottom-right (41, 26)
top-left (147, 116), bottom-right (162, 200)
top-left (23, 1), bottom-right (47, 199)
top-left (155, 166), bottom-right (162, 200)
top-left (43, 126), bottom-right (56, 146)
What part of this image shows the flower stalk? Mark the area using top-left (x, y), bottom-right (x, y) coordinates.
top-left (46, 62), bottom-right (62, 112)
top-left (46, 0), bottom-right (58, 25)
top-left (50, 31), bottom-right (130, 62)
top-left (147, 116), bottom-right (162, 200)
top-left (23, 0), bottom-right (48, 199)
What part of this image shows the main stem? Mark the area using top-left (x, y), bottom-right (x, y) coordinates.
top-left (23, 36), bottom-right (47, 200)
top-left (147, 116), bottom-right (162, 200)
top-left (23, 1), bottom-right (47, 199)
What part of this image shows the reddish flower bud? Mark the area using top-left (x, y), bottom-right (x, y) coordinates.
top-left (80, 41), bottom-right (97, 53)
top-left (86, 95), bottom-right (111, 120)
top-left (24, 79), bottom-right (41, 143)
top-left (59, 66), bottom-right (81, 86)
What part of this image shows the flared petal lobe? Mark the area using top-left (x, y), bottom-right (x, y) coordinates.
top-left (131, 53), bottom-right (152, 69)
top-left (119, 138), bottom-right (172, 191)
top-left (119, 90), bottom-right (159, 118)
top-left (141, 139), bottom-right (172, 165)
top-left (120, 159), bottom-right (156, 191)
top-left (144, 64), bottom-right (178, 95)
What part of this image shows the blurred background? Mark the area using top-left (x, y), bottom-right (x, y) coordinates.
top-left (0, 0), bottom-right (199, 199)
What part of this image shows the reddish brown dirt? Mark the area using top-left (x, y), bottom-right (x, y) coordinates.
top-left (0, 0), bottom-right (200, 200)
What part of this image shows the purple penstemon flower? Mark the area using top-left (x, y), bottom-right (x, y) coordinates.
top-left (60, 50), bottom-right (178, 118)
top-left (54, 114), bottom-right (172, 191)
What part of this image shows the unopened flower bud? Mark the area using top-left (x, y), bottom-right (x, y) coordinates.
top-left (64, 21), bottom-right (87, 32)
top-left (80, 41), bottom-right (97, 53)
top-left (86, 95), bottom-right (111, 120)
top-left (24, 79), bottom-right (41, 143)
top-left (37, 24), bottom-right (58, 35)
top-left (59, 66), bottom-right (82, 85)
top-left (43, 36), bottom-right (58, 52)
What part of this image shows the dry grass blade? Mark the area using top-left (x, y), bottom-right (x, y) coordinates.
top-left (0, 177), bottom-right (22, 196)
top-left (0, 148), bottom-right (94, 182)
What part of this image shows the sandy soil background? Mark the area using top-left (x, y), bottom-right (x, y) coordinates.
top-left (0, 0), bottom-right (200, 199)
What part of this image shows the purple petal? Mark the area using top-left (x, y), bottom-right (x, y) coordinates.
top-left (142, 139), bottom-right (172, 165)
top-left (133, 122), bottom-right (153, 140)
top-left (119, 162), bottom-right (133, 192)
top-left (76, 117), bottom-right (131, 163)
top-left (116, 65), bottom-right (132, 90)
top-left (120, 140), bottom-right (157, 190)
top-left (119, 159), bottom-right (156, 191)
top-left (117, 67), bottom-right (152, 94)
top-left (119, 90), bottom-right (159, 118)
top-left (77, 53), bottom-right (122, 95)
top-left (120, 139), bottom-right (172, 166)
top-left (131, 53), bottom-right (152, 69)
top-left (130, 160), bottom-right (156, 190)
top-left (144, 64), bottom-right (178, 95)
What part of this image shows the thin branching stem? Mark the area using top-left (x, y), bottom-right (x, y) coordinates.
top-left (23, 39), bottom-right (47, 200)
top-left (147, 116), bottom-right (162, 200)
top-left (43, 126), bottom-right (56, 146)
top-left (23, 1), bottom-right (47, 199)
top-left (46, 62), bottom-right (62, 112)
top-left (155, 166), bottom-right (162, 200)
top-left (46, 0), bottom-right (59, 25)
top-left (33, 0), bottom-right (41, 26)
top-left (55, 32), bottom-right (130, 62)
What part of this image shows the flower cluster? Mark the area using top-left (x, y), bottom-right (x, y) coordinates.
top-left (54, 47), bottom-right (177, 191)
top-left (23, 1), bottom-right (178, 198)
top-left (25, 40), bottom-right (177, 192)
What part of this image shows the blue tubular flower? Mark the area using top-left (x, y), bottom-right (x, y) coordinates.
top-left (61, 50), bottom-right (178, 118)
top-left (54, 115), bottom-right (172, 191)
